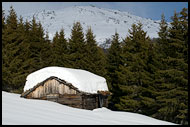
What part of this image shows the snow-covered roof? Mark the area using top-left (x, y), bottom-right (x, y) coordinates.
top-left (24, 66), bottom-right (108, 94)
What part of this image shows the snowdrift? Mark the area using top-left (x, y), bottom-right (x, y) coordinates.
top-left (2, 91), bottom-right (176, 125)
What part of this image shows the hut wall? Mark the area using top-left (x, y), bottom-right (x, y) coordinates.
top-left (102, 96), bottom-right (108, 107)
top-left (57, 94), bottom-right (83, 109)
top-left (82, 94), bottom-right (99, 110)
top-left (26, 79), bottom-right (77, 99)
top-left (24, 78), bottom-right (109, 110)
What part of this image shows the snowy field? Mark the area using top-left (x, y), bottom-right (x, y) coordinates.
top-left (2, 91), bottom-right (177, 125)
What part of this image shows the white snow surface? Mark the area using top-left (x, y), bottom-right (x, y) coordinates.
top-left (24, 66), bottom-right (108, 93)
top-left (23, 5), bottom-right (167, 48)
top-left (2, 91), bottom-right (177, 125)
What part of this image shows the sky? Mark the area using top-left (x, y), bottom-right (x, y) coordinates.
top-left (2, 2), bottom-right (188, 22)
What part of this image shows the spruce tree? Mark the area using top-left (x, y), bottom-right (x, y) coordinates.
top-left (154, 9), bottom-right (188, 125)
top-left (140, 41), bottom-right (160, 116)
top-left (51, 29), bottom-right (69, 67)
top-left (152, 13), bottom-right (170, 118)
top-left (83, 27), bottom-right (106, 77)
top-left (2, 6), bottom-right (19, 91)
top-left (11, 16), bottom-right (29, 92)
top-left (19, 19), bottom-right (34, 74)
top-left (2, 9), bottom-right (6, 31)
top-left (17, 16), bottom-right (51, 92)
top-left (68, 22), bottom-right (86, 69)
top-left (40, 34), bottom-right (52, 68)
top-left (2, 6), bottom-right (53, 93)
top-left (157, 13), bottom-right (169, 58)
top-left (36, 22), bottom-right (52, 69)
top-left (2, 7), bottom-right (32, 93)
top-left (27, 17), bottom-right (46, 71)
top-left (2, 9), bottom-right (9, 91)
top-left (106, 32), bottom-right (122, 110)
top-left (179, 8), bottom-right (188, 64)
top-left (115, 23), bottom-right (153, 114)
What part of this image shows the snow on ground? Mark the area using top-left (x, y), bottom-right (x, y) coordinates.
top-left (24, 66), bottom-right (108, 93)
top-left (2, 91), bottom-right (177, 125)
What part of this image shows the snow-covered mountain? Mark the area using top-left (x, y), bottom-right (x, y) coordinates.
top-left (2, 91), bottom-right (176, 125)
top-left (23, 5), bottom-right (161, 48)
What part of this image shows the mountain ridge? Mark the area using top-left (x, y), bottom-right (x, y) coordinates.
top-left (23, 5), bottom-right (164, 48)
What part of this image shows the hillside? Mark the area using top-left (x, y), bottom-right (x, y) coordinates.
top-left (23, 5), bottom-right (162, 48)
top-left (2, 91), bottom-right (176, 125)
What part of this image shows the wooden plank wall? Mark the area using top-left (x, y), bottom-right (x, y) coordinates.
top-left (57, 94), bottom-right (83, 109)
top-left (25, 78), bottom-right (109, 110)
top-left (82, 94), bottom-right (99, 110)
top-left (102, 96), bottom-right (108, 107)
top-left (27, 79), bottom-right (77, 98)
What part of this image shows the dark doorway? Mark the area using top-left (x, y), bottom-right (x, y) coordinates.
top-left (98, 94), bottom-right (103, 108)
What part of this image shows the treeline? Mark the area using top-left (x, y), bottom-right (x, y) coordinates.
top-left (106, 9), bottom-right (188, 125)
top-left (2, 6), bottom-right (106, 93)
top-left (2, 6), bottom-right (188, 125)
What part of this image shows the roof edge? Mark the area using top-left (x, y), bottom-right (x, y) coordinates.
top-left (21, 76), bottom-right (110, 98)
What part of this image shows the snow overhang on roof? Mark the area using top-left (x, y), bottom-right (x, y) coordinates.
top-left (24, 66), bottom-right (109, 94)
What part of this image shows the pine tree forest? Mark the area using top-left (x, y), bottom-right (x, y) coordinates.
top-left (2, 6), bottom-right (188, 125)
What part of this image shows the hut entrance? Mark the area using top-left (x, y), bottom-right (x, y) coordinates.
top-left (98, 94), bottom-right (103, 108)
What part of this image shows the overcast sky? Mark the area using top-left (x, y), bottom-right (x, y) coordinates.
top-left (2, 2), bottom-right (188, 22)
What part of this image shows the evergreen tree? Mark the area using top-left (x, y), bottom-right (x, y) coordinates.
top-left (2, 9), bottom-right (6, 31)
top-left (152, 13), bottom-right (170, 119)
top-left (51, 29), bottom-right (69, 67)
top-left (154, 9), bottom-right (188, 125)
top-left (15, 16), bottom-right (51, 92)
top-left (19, 19), bottom-right (34, 74)
top-left (41, 31), bottom-right (53, 66)
top-left (2, 7), bottom-right (32, 93)
top-left (2, 6), bottom-right (19, 91)
top-left (27, 17), bottom-right (46, 71)
top-left (68, 22), bottom-right (86, 69)
top-left (179, 8), bottom-right (188, 64)
top-left (106, 32), bottom-right (122, 110)
top-left (6, 6), bottom-right (17, 30)
top-left (10, 16), bottom-right (29, 92)
top-left (2, 6), bottom-right (54, 93)
top-left (40, 34), bottom-right (52, 68)
top-left (83, 27), bottom-right (106, 77)
top-left (114, 23), bottom-right (153, 114)
top-left (2, 9), bottom-right (9, 91)
top-left (36, 22), bottom-right (52, 69)
top-left (157, 13), bottom-right (169, 58)
top-left (140, 41), bottom-right (160, 116)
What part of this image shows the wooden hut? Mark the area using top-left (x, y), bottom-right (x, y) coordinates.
top-left (21, 67), bottom-right (110, 110)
